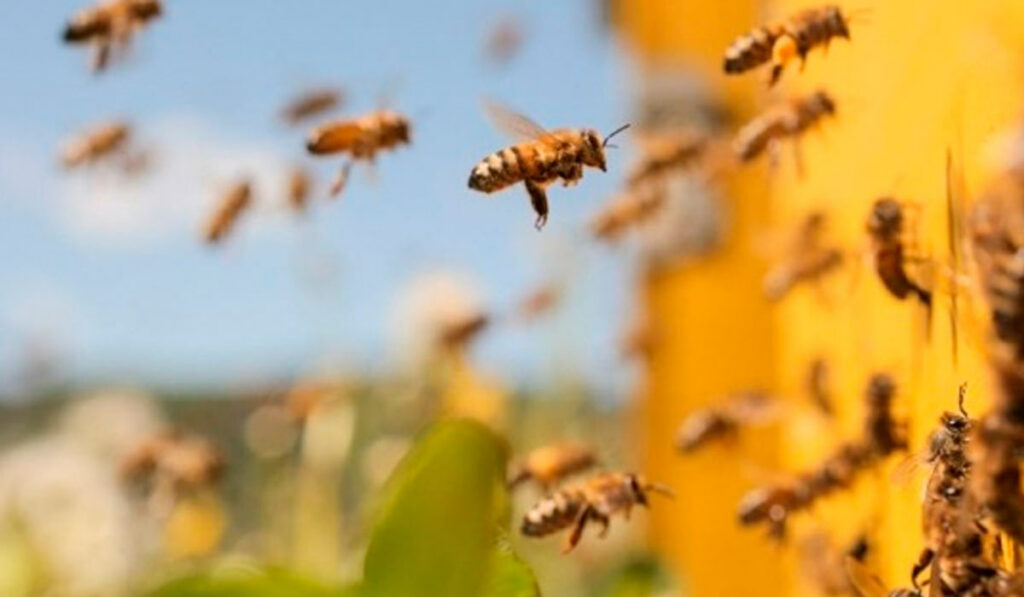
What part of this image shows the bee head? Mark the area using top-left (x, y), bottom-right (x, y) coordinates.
top-left (826, 6), bottom-right (851, 39)
top-left (865, 372), bottom-right (896, 407)
top-left (867, 198), bottom-right (903, 240)
top-left (382, 112), bottom-right (411, 144)
top-left (626, 474), bottom-right (649, 505)
top-left (130, 0), bottom-right (163, 21)
top-left (811, 90), bottom-right (837, 117)
top-left (583, 124), bottom-right (630, 172)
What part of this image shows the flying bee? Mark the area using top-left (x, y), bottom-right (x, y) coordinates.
top-left (202, 180), bottom-right (252, 245)
top-left (120, 429), bottom-right (225, 494)
top-left (287, 167), bottom-right (312, 213)
top-left (521, 472), bottom-right (672, 552)
top-left (625, 132), bottom-right (708, 187)
top-left (675, 391), bottom-right (778, 453)
top-left (590, 182), bottom-right (666, 242)
top-left (438, 312), bottom-right (490, 352)
top-left (483, 15), bottom-right (524, 67)
top-left (723, 5), bottom-right (854, 86)
top-left (508, 441), bottom-right (597, 491)
top-left (280, 87), bottom-right (344, 125)
top-left (866, 198), bottom-right (932, 308)
top-left (763, 211), bottom-right (844, 300)
top-left (739, 374), bottom-right (904, 538)
top-left (60, 120), bottom-right (132, 169)
top-left (468, 101), bottom-right (629, 229)
top-left (306, 110), bottom-right (411, 197)
top-left (62, 0), bottom-right (162, 73)
top-left (734, 90), bottom-right (835, 166)
top-left (514, 282), bottom-right (562, 322)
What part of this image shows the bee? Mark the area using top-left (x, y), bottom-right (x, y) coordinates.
top-left (799, 531), bottom-right (869, 596)
top-left (734, 90), bottom-right (835, 164)
top-left (120, 429), bottom-right (225, 494)
top-left (60, 120), bottom-right (132, 169)
top-left (590, 182), bottom-right (666, 242)
top-left (675, 391), bottom-right (778, 453)
top-left (972, 410), bottom-right (1024, 549)
top-left (807, 357), bottom-right (834, 417)
top-left (763, 212), bottom-right (844, 300)
top-left (508, 441), bottom-right (597, 491)
top-left (514, 283), bottom-right (562, 323)
top-left (845, 556), bottom-right (924, 597)
top-left (202, 180), bottom-right (252, 245)
top-left (866, 198), bottom-right (932, 308)
top-left (484, 15), bottom-right (524, 67)
top-left (738, 374), bottom-right (905, 538)
top-left (62, 0), bottom-right (162, 73)
top-left (625, 132), bottom-right (708, 188)
top-left (306, 110), bottom-right (411, 197)
top-left (723, 5), bottom-right (852, 86)
top-left (468, 101), bottom-right (629, 229)
top-left (520, 472), bottom-right (672, 552)
top-left (280, 87), bottom-right (344, 125)
top-left (287, 167), bottom-right (312, 213)
top-left (438, 312), bottom-right (490, 352)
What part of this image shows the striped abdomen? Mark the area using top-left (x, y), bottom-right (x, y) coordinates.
top-left (521, 489), bottom-right (583, 537)
top-left (468, 142), bottom-right (553, 193)
top-left (723, 24), bottom-right (782, 74)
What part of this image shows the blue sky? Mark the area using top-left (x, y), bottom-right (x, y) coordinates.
top-left (0, 0), bottom-right (639, 393)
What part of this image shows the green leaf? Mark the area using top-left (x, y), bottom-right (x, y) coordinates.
top-left (361, 419), bottom-right (508, 597)
top-left (481, 546), bottom-right (541, 597)
top-left (143, 568), bottom-right (354, 597)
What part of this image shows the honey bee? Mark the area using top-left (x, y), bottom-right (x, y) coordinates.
top-left (799, 531), bottom-right (869, 596)
top-left (508, 441), bottom-right (597, 491)
top-left (287, 167), bottom-right (312, 213)
top-left (438, 312), bottom-right (490, 352)
top-left (280, 87), bottom-right (344, 125)
top-left (520, 472), bottom-right (672, 552)
top-left (60, 121), bottom-right (132, 169)
top-left (844, 557), bottom-right (924, 597)
top-left (738, 374), bottom-right (905, 538)
top-left (972, 409), bottom-right (1024, 549)
top-left (484, 15), bottom-right (524, 67)
top-left (763, 211), bottom-right (845, 300)
top-left (590, 182), bottom-right (666, 242)
top-left (514, 283), bottom-right (562, 323)
top-left (468, 101), bottom-right (629, 229)
top-left (723, 5), bottom-right (852, 86)
top-left (306, 110), bottom-right (411, 197)
top-left (62, 0), bottom-right (162, 73)
top-left (625, 132), bottom-right (708, 188)
top-left (866, 198), bottom-right (932, 308)
top-left (202, 180), bottom-right (252, 245)
top-left (675, 391), bottom-right (778, 453)
top-left (734, 90), bottom-right (835, 164)
top-left (120, 429), bottom-right (224, 493)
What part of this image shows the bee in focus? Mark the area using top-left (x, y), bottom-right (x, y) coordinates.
top-left (675, 391), bottom-right (778, 453)
top-left (306, 110), bottom-right (411, 197)
top-left (866, 198), bottom-right (932, 308)
top-left (508, 441), bottom-right (597, 492)
top-left (468, 101), bottom-right (629, 229)
top-left (733, 90), bottom-right (835, 167)
top-left (521, 472), bottom-right (672, 552)
top-left (62, 0), bottom-right (162, 73)
top-left (763, 211), bottom-right (844, 300)
top-left (202, 180), bottom-right (252, 245)
top-left (723, 5), bottom-right (854, 86)
top-left (287, 167), bottom-right (312, 213)
top-left (60, 120), bottom-right (131, 169)
top-left (280, 87), bottom-right (344, 125)
top-left (738, 374), bottom-right (905, 538)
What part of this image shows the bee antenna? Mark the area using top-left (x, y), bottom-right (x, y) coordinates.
top-left (603, 123), bottom-right (631, 148)
top-left (646, 482), bottom-right (675, 499)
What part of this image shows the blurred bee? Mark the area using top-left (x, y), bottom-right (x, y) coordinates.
top-left (590, 182), bottom-right (666, 242)
top-left (763, 212), bottom-right (844, 300)
top-left (508, 441), bottom-right (597, 491)
top-left (807, 357), bottom-right (834, 417)
top-left (675, 391), bottom-right (778, 453)
top-left (625, 132), bottom-right (708, 187)
top-left (121, 429), bottom-right (224, 494)
top-left (484, 15), bottom-right (524, 67)
top-left (738, 374), bottom-right (905, 538)
top-left (62, 0), bottom-right (162, 73)
top-left (514, 282), bottom-right (562, 323)
top-left (734, 90), bottom-right (835, 165)
top-left (287, 167), bottom-right (312, 213)
top-left (845, 557), bottom-right (924, 597)
top-left (439, 312), bottom-right (490, 352)
top-left (521, 472), bottom-right (672, 552)
top-left (60, 120), bottom-right (132, 169)
top-left (799, 531), bottom-right (869, 596)
top-left (468, 101), bottom-right (629, 229)
top-left (202, 180), bottom-right (252, 245)
top-left (866, 198), bottom-right (932, 308)
top-left (723, 5), bottom-right (853, 86)
top-left (280, 87), bottom-right (344, 125)
top-left (973, 409), bottom-right (1024, 550)
top-left (306, 110), bottom-right (411, 197)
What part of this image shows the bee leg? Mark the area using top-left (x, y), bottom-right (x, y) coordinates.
top-left (329, 161), bottom-right (353, 198)
top-left (596, 513), bottom-right (611, 538)
top-left (911, 548), bottom-right (934, 589)
top-left (525, 180), bottom-right (549, 230)
top-left (769, 35), bottom-right (797, 86)
top-left (564, 506), bottom-right (593, 553)
top-left (91, 42), bottom-right (111, 73)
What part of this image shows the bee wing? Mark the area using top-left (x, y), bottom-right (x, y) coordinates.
top-left (889, 448), bottom-right (930, 487)
top-left (482, 99), bottom-right (553, 143)
top-left (843, 557), bottom-right (889, 597)
top-left (307, 121), bottom-right (362, 155)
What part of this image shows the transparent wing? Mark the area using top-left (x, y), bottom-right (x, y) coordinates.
top-left (482, 99), bottom-right (551, 142)
top-left (844, 557), bottom-right (889, 597)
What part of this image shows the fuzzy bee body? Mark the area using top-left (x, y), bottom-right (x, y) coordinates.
top-left (867, 198), bottom-right (932, 307)
top-left (60, 121), bottom-right (131, 168)
top-left (281, 88), bottom-right (343, 125)
top-left (675, 392), bottom-right (776, 453)
top-left (724, 5), bottom-right (851, 85)
top-left (626, 134), bottom-right (707, 187)
top-left (763, 213), bottom-right (843, 300)
top-left (287, 167), bottom-right (311, 212)
top-left (306, 110), bottom-right (410, 197)
top-left (63, 0), bottom-right (162, 72)
top-left (734, 90), bottom-right (835, 162)
top-left (509, 442), bottom-right (596, 491)
top-left (521, 472), bottom-right (671, 552)
top-left (203, 181), bottom-right (252, 245)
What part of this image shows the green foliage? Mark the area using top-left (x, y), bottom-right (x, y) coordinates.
top-left (481, 545), bottom-right (541, 597)
top-left (592, 556), bottom-right (674, 597)
top-left (361, 419), bottom-right (509, 597)
top-left (143, 568), bottom-right (357, 597)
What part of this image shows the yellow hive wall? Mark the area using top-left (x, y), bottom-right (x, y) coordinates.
top-left (615, 0), bottom-right (1024, 595)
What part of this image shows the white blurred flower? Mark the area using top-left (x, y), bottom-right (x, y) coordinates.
top-left (58, 388), bottom-right (166, 463)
